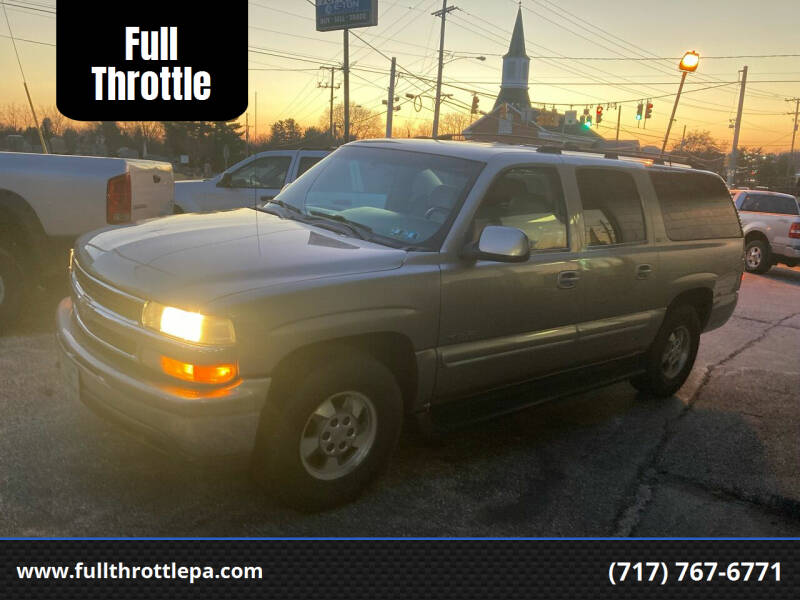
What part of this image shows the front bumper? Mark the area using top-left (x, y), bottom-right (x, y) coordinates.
top-left (56, 297), bottom-right (270, 460)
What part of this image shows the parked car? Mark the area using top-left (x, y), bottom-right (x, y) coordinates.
top-left (57, 140), bottom-right (743, 509)
top-left (0, 152), bottom-right (173, 329)
top-left (731, 189), bottom-right (800, 273)
top-left (174, 149), bottom-right (330, 213)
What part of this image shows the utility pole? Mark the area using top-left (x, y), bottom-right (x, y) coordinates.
top-left (2, 2), bottom-right (47, 153)
top-left (343, 29), bottom-right (350, 143)
top-left (727, 65), bottom-right (748, 187)
top-left (318, 66), bottom-right (340, 140)
top-left (386, 57), bottom-right (397, 138)
top-left (680, 124), bottom-right (686, 152)
top-left (787, 97), bottom-right (800, 177)
top-left (615, 105), bottom-right (621, 141)
top-left (245, 112), bottom-right (250, 152)
top-left (432, 0), bottom-right (457, 139)
top-left (254, 91), bottom-right (258, 142)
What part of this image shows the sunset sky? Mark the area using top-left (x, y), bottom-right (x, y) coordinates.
top-left (2, 0), bottom-right (799, 151)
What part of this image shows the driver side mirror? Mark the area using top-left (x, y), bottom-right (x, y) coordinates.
top-left (217, 172), bottom-right (232, 187)
top-left (462, 226), bottom-right (530, 263)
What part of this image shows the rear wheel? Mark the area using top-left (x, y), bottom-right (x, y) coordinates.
top-left (745, 239), bottom-right (771, 274)
top-left (0, 246), bottom-right (24, 331)
top-left (631, 305), bottom-right (700, 398)
top-left (252, 352), bottom-right (403, 511)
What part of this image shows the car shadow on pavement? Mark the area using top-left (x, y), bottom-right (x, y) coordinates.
top-left (0, 376), bottom-right (702, 537)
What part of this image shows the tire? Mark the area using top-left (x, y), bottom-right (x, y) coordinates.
top-left (744, 239), bottom-right (771, 274)
top-left (630, 305), bottom-right (701, 398)
top-left (0, 246), bottom-right (24, 332)
top-left (252, 352), bottom-right (403, 511)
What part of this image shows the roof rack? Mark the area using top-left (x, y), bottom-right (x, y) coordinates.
top-left (536, 145), bottom-right (562, 154)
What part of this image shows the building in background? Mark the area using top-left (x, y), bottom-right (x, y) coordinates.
top-left (463, 8), bottom-right (639, 151)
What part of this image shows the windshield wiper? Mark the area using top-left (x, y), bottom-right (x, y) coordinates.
top-left (264, 199), bottom-right (304, 215)
top-left (307, 210), bottom-right (374, 240)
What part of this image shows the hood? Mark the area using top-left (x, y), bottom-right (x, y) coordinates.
top-left (76, 209), bottom-right (407, 308)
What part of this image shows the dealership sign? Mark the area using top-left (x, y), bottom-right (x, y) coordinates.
top-left (316, 0), bottom-right (378, 31)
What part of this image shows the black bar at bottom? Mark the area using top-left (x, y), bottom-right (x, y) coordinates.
top-left (2, 539), bottom-right (798, 599)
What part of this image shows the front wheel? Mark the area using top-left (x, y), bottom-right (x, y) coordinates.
top-left (745, 239), bottom-right (771, 274)
top-left (631, 305), bottom-right (701, 398)
top-left (252, 352), bottom-right (403, 511)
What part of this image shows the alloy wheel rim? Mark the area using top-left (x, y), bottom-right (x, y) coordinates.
top-left (299, 391), bottom-right (377, 481)
top-left (746, 246), bottom-right (762, 269)
top-left (661, 325), bottom-right (690, 379)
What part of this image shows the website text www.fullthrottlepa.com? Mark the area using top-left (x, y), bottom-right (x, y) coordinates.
top-left (17, 562), bottom-right (263, 584)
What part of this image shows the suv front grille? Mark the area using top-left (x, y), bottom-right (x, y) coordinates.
top-left (71, 261), bottom-right (145, 358)
top-left (73, 263), bottom-right (143, 322)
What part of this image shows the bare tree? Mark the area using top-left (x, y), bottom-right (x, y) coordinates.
top-left (1, 102), bottom-right (31, 130)
top-left (39, 106), bottom-right (67, 136)
top-left (319, 103), bottom-right (383, 141)
top-left (438, 111), bottom-right (471, 137)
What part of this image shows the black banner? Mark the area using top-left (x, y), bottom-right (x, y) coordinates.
top-left (56, 0), bottom-right (248, 121)
top-left (3, 539), bottom-right (800, 598)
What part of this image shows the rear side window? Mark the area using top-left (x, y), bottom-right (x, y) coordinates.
top-left (741, 193), bottom-right (798, 215)
top-left (297, 156), bottom-right (324, 177)
top-left (650, 171), bottom-right (742, 241)
top-left (576, 169), bottom-right (646, 246)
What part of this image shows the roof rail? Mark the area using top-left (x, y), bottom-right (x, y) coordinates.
top-left (603, 152), bottom-right (619, 159)
top-left (536, 146), bottom-right (562, 154)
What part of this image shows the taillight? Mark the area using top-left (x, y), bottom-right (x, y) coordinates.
top-left (789, 223), bottom-right (800, 239)
top-left (107, 172), bottom-right (131, 224)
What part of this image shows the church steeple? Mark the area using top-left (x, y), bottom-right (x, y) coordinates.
top-left (494, 7), bottom-right (531, 110)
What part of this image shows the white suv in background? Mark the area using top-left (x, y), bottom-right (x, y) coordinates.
top-left (174, 149), bottom-right (330, 213)
top-left (731, 189), bottom-right (800, 273)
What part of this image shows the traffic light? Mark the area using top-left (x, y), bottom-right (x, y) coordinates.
top-left (645, 102), bottom-right (653, 119)
top-left (636, 103), bottom-right (643, 121)
top-left (471, 95), bottom-right (480, 115)
top-left (596, 105), bottom-right (603, 124)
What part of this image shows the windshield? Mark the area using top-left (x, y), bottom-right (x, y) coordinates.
top-left (269, 145), bottom-right (484, 249)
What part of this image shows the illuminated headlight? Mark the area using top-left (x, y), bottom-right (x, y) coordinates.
top-left (141, 302), bottom-right (236, 345)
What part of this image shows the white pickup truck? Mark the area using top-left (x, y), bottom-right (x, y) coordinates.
top-left (174, 149), bottom-right (329, 213)
top-left (0, 152), bottom-right (174, 328)
top-left (731, 189), bottom-right (800, 273)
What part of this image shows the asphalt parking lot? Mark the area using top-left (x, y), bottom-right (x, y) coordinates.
top-left (1, 268), bottom-right (799, 537)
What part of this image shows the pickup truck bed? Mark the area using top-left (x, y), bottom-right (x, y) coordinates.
top-left (0, 152), bottom-right (174, 328)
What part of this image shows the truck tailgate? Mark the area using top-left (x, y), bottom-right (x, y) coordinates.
top-left (128, 160), bottom-right (174, 219)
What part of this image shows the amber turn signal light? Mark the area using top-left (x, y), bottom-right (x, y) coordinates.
top-left (160, 355), bottom-right (238, 385)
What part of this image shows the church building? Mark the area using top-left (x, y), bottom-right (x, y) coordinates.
top-left (462, 7), bottom-right (630, 149)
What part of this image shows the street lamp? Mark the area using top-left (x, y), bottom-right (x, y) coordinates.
top-left (661, 51), bottom-right (700, 155)
top-left (433, 55), bottom-right (487, 138)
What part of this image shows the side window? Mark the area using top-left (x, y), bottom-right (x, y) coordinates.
top-left (757, 194), bottom-right (799, 215)
top-left (297, 156), bottom-right (323, 178)
top-left (229, 156), bottom-right (292, 189)
top-left (740, 194), bottom-right (762, 212)
top-left (473, 166), bottom-right (568, 251)
top-left (576, 169), bottom-right (646, 246)
top-left (650, 171), bottom-right (742, 241)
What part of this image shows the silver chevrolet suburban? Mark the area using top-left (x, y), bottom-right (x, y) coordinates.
top-left (56, 139), bottom-right (744, 509)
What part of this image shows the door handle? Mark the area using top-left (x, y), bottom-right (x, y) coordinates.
top-left (636, 264), bottom-right (653, 279)
top-left (557, 270), bottom-right (580, 289)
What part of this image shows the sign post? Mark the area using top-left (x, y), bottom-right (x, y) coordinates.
top-left (315, 0), bottom-right (378, 32)
top-left (316, 1), bottom-right (378, 144)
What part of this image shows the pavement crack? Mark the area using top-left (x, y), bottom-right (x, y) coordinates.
top-left (611, 310), bottom-right (800, 537)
